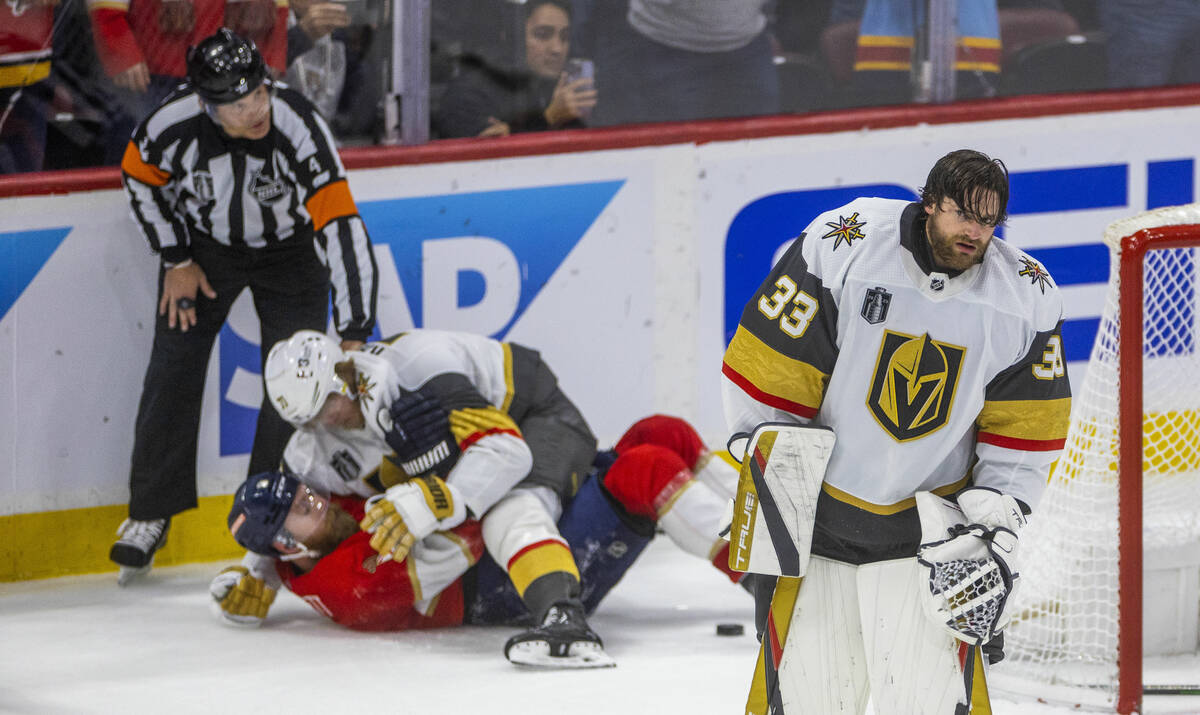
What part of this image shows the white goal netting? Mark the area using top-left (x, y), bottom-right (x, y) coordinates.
top-left (992, 204), bottom-right (1200, 710)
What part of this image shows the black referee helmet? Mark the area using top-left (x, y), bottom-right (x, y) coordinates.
top-left (186, 28), bottom-right (268, 105)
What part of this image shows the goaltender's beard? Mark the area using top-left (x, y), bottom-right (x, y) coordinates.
top-left (923, 197), bottom-right (996, 273)
top-left (928, 215), bottom-right (990, 272)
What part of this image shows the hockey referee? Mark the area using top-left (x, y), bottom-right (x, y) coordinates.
top-left (109, 29), bottom-right (379, 585)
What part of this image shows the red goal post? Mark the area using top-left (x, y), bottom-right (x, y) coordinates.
top-left (993, 204), bottom-right (1200, 713)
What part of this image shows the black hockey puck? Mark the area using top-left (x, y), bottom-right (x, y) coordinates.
top-left (716, 623), bottom-right (745, 636)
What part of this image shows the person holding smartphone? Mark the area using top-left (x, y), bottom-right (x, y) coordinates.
top-left (434, 0), bottom-right (597, 138)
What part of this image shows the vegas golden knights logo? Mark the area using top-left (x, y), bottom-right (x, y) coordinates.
top-left (867, 330), bottom-right (965, 441)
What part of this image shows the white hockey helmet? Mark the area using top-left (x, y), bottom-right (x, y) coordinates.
top-left (264, 330), bottom-right (351, 425)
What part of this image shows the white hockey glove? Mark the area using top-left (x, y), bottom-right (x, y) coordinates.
top-left (209, 553), bottom-right (281, 628)
top-left (915, 489), bottom-right (1025, 645)
top-left (359, 475), bottom-right (466, 562)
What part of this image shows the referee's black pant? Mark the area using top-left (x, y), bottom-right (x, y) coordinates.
top-left (127, 237), bottom-right (330, 520)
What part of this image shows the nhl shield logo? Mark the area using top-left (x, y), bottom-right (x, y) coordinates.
top-left (250, 169), bottom-right (290, 204)
top-left (867, 330), bottom-right (965, 442)
top-left (860, 287), bottom-right (891, 324)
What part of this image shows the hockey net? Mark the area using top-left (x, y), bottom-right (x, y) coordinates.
top-left (992, 204), bottom-right (1200, 713)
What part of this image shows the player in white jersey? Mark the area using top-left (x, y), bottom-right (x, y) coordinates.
top-left (722, 150), bottom-right (1071, 714)
top-left (210, 328), bottom-right (742, 666)
top-left (209, 414), bottom-right (748, 647)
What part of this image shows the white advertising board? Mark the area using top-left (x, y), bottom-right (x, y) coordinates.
top-left (0, 147), bottom-right (671, 514)
top-left (3, 104), bottom-right (1198, 516)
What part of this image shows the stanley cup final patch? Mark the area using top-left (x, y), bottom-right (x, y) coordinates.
top-left (192, 171), bottom-right (214, 202)
top-left (861, 286), bottom-right (892, 324)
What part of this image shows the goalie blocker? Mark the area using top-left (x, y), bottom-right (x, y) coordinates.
top-left (725, 422), bottom-right (834, 578)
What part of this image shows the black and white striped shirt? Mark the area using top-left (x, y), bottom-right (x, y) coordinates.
top-left (121, 81), bottom-right (378, 340)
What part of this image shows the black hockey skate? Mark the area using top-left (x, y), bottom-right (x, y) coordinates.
top-left (504, 601), bottom-right (616, 669)
top-left (110, 518), bottom-right (170, 586)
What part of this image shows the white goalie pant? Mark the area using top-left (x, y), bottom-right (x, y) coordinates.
top-left (774, 555), bottom-right (986, 715)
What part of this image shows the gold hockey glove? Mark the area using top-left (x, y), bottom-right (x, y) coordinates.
top-left (360, 476), bottom-right (465, 562)
top-left (209, 565), bottom-right (276, 627)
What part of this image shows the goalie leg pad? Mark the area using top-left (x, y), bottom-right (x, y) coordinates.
top-left (857, 558), bottom-right (976, 715)
top-left (727, 423), bottom-right (835, 577)
top-left (774, 556), bottom-right (871, 715)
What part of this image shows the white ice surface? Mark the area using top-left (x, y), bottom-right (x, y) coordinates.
top-left (2, 538), bottom-right (1197, 714)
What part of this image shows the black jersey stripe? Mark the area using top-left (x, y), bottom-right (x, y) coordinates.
top-left (229, 151), bottom-right (247, 245)
top-left (335, 218), bottom-right (364, 325)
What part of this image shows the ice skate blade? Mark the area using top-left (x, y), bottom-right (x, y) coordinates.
top-left (116, 552), bottom-right (156, 587)
top-left (117, 565), bottom-right (152, 587)
top-left (505, 640), bottom-right (616, 669)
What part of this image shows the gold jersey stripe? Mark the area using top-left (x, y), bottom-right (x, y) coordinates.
top-left (977, 397), bottom-right (1071, 442)
top-left (956, 61), bottom-right (1001, 72)
top-left (407, 556), bottom-right (423, 602)
top-left (961, 36), bottom-right (1003, 49)
top-left (500, 342), bottom-right (516, 413)
top-left (441, 530), bottom-right (478, 567)
top-left (507, 540), bottom-right (578, 596)
top-left (854, 60), bottom-right (913, 72)
top-left (724, 326), bottom-right (828, 416)
top-left (0, 61), bottom-right (50, 88)
top-left (857, 35), bottom-right (915, 48)
top-left (449, 406), bottom-right (521, 444)
top-left (821, 474), bottom-right (969, 515)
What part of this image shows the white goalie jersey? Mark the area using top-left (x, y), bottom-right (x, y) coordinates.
top-left (722, 198), bottom-right (1072, 538)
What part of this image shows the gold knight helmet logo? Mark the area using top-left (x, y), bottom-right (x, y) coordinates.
top-left (867, 330), bottom-right (965, 441)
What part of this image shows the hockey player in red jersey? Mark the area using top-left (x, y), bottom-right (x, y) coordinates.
top-left (211, 414), bottom-right (744, 660)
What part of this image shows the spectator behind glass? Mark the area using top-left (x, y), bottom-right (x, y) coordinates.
top-left (1, 0), bottom-right (58, 173)
top-left (580, 0), bottom-right (778, 126)
top-left (433, 0), bottom-right (597, 139)
top-left (286, 0), bottom-right (351, 122)
top-left (1099, 0), bottom-right (1200, 88)
top-left (285, 0), bottom-right (381, 142)
top-left (88, 0), bottom-right (288, 164)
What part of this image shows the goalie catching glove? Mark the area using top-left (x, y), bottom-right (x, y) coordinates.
top-left (360, 475), bottom-right (466, 562)
top-left (381, 390), bottom-right (460, 480)
top-left (209, 553), bottom-right (281, 627)
top-left (915, 488), bottom-right (1026, 646)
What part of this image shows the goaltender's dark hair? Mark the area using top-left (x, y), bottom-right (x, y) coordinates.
top-left (920, 149), bottom-right (1009, 227)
